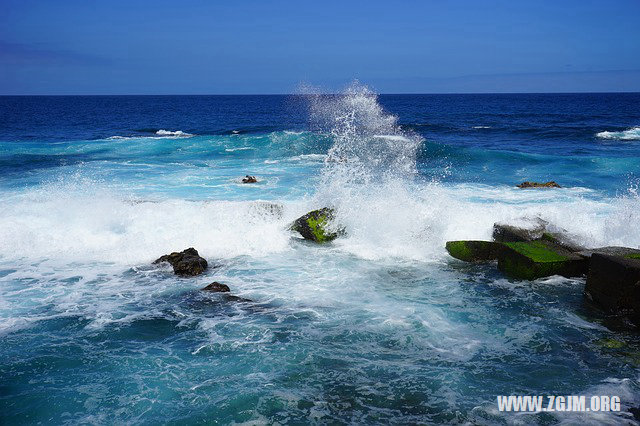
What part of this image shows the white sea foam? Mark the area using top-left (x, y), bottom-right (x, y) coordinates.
top-left (472, 126), bottom-right (491, 129)
top-left (596, 126), bottom-right (640, 140)
top-left (225, 147), bottom-right (254, 152)
top-left (155, 129), bottom-right (194, 137)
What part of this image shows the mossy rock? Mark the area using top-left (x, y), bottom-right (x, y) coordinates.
top-left (541, 232), bottom-right (585, 252)
top-left (290, 208), bottom-right (343, 243)
top-left (596, 338), bottom-right (626, 349)
top-left (497, 240), bottom-right (587, 280)
top-left (445, 240), bottom-right (502, 262)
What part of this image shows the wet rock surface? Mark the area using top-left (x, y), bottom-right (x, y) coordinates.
top-left (445, 240), bottom-right (502, 262)
top-left (153, 247), bottom-right (208, 276)
top-left (517, 181), bottom-right (561, 188)
top-left (290, 208), bottom-right (343, 243)
top-left (201, 282), bottom-right (230, 292)
top-left (585, 253), bottom-right (640, 324)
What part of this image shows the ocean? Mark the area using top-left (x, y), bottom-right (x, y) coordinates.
top-left (1, 85), bottom-right (640, 424)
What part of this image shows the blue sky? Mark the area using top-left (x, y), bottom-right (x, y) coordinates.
top-left (1, 0), bottom-right (639, 94)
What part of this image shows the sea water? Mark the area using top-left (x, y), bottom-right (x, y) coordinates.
top-left (1, 86), bottom-right (640, 424)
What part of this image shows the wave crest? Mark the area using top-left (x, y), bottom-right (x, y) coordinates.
top-left (596, 126), bottom-right (640, 140)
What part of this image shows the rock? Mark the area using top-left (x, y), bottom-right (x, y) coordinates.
top-left (242, 175), bottom-right (257, 183)
top-left (492, 219), bottom-right (547, 242)
top-left (497, 240), bottom-right (587, 280)
top-left (153, 247), bottom-right (208, 276)
top-left (517, 181), bottom-right (561, 188)
top-left (584, 253), bottom-right (640, 324)
top-left (201, 282), bottom-right (230, 292)
top-left (445, 240), bottom-right (502, 262)
top-left (578, 246), bottom-right (640, 259)
top-left (290, 208), bottom-right (343, 243)
top-left (541, 232), bottom-right (585, 252)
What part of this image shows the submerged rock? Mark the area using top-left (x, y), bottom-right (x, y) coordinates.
top-left (445, 240), bottom-right (502, 262)
top-left (153, 247), bottom-right (208, 276)
top-left (242, 175), bottom-right (258, 183)
top-left (290, 208), bottom-right (343, 243)
top-left (201, 282), bottom-right (230, 293)
top-left (497, 240), bottom-right (587, 280)
top-left (585, 253), bottom-right (640, 324)
top-left (517, 181), bottom-right (561, 188)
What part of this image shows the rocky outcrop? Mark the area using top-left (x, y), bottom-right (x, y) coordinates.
top-left (497, 240), bottom-right (587, 280)
top-left (445, 241), bottom-right (502, 262)
top-left (242, 175), bottom-right (257, 183)
top-left (153, 247), bottom-right (208, 276)
top-left (517, 181), bottom-right (561, 188)
top-left (585, 253), bottom-right (640, 324)
top-left (201, 282), bottom-right (230, 292)
top-left (492, 219), bottom-right (547, 242)
top-left (290, 208), bottom-right (343, 243)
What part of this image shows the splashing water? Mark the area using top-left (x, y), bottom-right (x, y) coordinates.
top-left (1, 93), bottom-right (640, 424)
top-left (309, 82), bottom-right (422, 183)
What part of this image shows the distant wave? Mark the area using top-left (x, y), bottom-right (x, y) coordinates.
top-left (472, 126), bottom-right (491, 129)
top-left (104, 129), bottom-right (194, 140)
top-left (596, 126), bottom-right (640, 140)
top-left (155, 129), bottom-right (194, 137)
top-left (225, 147), bottom-right (254, 152)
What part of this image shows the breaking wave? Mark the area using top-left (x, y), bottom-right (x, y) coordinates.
top-left (596, 126), bottom-right (640, 140)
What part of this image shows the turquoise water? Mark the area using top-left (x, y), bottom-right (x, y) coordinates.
top-left (1, 87), bottom-right (640, 424)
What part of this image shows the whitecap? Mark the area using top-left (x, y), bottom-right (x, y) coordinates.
top-left (596, 126), bottom-right (640, 140)
top-left (155, 129), bottom-right (194, 137)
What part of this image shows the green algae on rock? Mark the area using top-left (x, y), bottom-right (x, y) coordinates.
top-left (445, 240), bottom-right (502, 262)
top-left (291, 208), bottom-right (343, 243)
top-left (497, 240), bottom-right (587, 280)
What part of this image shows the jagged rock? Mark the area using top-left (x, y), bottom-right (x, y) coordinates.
top-left (153, 247), bottom-right (208, 276)
top-left (201, 282), bottom-right (230, 292)
top-left (585, 253), bottom-right (640, 324)
top-left (445, 241), bottom-right (502, 262)
top-left (492, 219), bottom-right (547, 242)
top-left (290, 208), bottom-right (343, 243)
top-left (517, 181), bottom-right (561, 188)
top-left (497, 240), bottom-right (587, 280)
top-left (242, 175), bottom-right (257, 183)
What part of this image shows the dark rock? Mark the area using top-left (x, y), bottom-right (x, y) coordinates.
top-left (201, 282), bottom-right (230, 292)
top-left (497, 240), bottom-right (587, 280)
top-left (290, 208), bottom-right (344, 243)
top-left (517, 181), bottom-right (561, 188)
top-left (578, 246), bottom-right (640, 259)
top-left (585, 253), bottom-right (640, 324)
top-left (153, 247), bottom-right (208, 276)
top-left (492, 219), bottom-right (547, 242)
top-left (242, 175), bottom-right (258, 183)
top-left (445, 240), bottom-right (502, 262)
top-left (541, 232), bottom-right (586, 252)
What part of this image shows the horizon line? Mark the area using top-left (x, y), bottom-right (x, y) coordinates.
top-left (2, 90), bottom-right (640, 97)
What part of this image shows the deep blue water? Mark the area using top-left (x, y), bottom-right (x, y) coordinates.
top-left (1, 90), bottom-right (640, 424)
